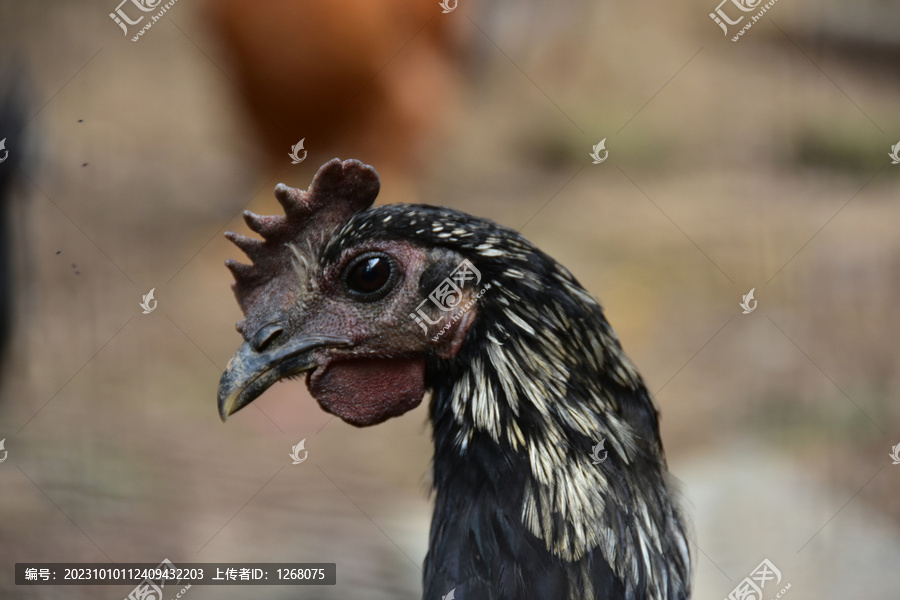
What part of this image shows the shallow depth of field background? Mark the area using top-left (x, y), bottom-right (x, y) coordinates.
top-left (1, 0), bottom-right (899, 598)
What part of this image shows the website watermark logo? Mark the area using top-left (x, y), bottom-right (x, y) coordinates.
top-left (125, 558), bottom-right (191, 600)
top-left (590, 139), bottom-right (608, 164)
top-left (740, 288), bottom-right (757, 314)
top-left (0, 138), bottom-right (8, 163)
top-left (109, 0), bottom-right (181, 42)
top-left (140, 288), bottom-right (157, 314)
top-left (0, 439), bottom-right (7, 464)
top-left (289, 139), bottom-right (307, 165)
top-left (591, 439), bottom-right (608, 464)
top-left (709, 0), bottom-right (780, 42)
top-left (890, 443), bottom-right (900, 465)
top-left (442, 588), bottom-right (456, 600)
top-left (409, 259), bottom-right (489, 340)
top-left (438, 0), bottom-right (458, 14)
top-left (289, 439), bottom-right (308, 465)
top-left (726, 558), bottom-right (790, 600)
top-left (889, 142), bottom-right (900, 165)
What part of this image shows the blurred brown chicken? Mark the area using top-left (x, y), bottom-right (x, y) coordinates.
top-left (203, 0), bottom-right (468, 185)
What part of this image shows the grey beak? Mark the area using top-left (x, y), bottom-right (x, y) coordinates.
top-left (217, 335), bottom-right (352, 421)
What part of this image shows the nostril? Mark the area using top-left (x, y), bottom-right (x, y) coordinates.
top-left (252, 324), bottom-right (284, 352)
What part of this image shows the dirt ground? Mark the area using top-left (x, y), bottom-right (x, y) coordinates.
top-left (1, 0), bottom-right (899, 598)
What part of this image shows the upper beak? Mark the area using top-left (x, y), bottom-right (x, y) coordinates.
top-left (217, 335), bottom-right (352, 421)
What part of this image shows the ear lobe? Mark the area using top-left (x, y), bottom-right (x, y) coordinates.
top-left (433, 296), bottom-right (478, 359)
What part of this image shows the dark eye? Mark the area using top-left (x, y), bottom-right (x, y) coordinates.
top-left (343, 253), bottom-right (397, 300)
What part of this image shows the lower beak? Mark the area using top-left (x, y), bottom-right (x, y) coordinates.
top-left (217, 336), bottom-right (351, 421)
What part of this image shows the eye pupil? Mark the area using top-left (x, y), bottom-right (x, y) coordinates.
top-left (347, 255), bottom-right (393, 297)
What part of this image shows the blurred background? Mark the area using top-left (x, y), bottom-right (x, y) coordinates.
top-left (1, 0), bottom-right (899, 598)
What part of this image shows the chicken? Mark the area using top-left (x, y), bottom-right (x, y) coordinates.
top-left (217, 159), bottom-right (692, 600)
top-left (0, 137), bottom-right (12, 367)
top-left (203, 0), bottom-right (466, 176)
top-left (0, 80), bottom-right (26, 370)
